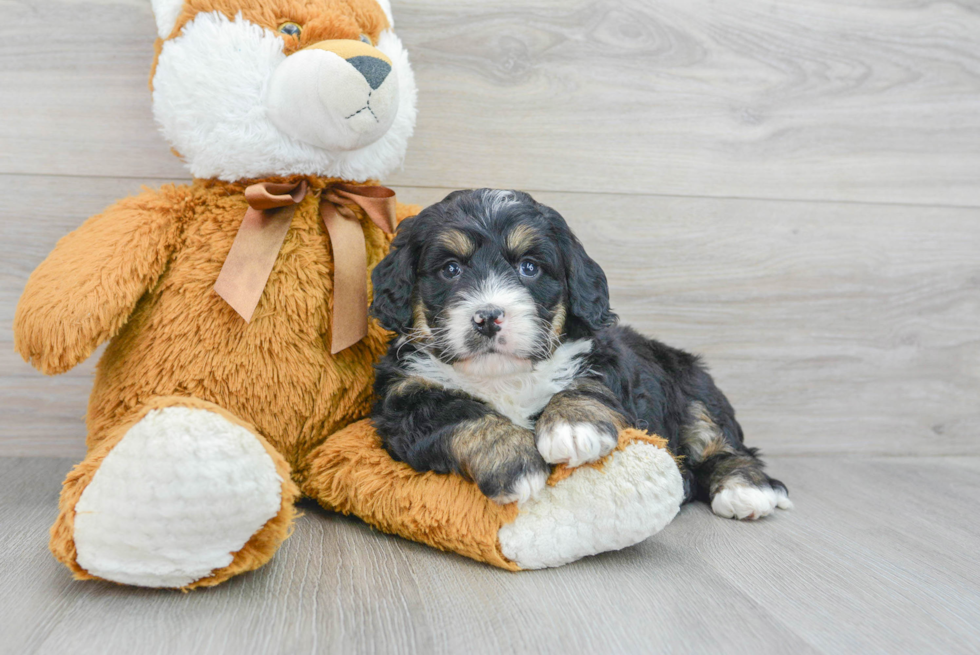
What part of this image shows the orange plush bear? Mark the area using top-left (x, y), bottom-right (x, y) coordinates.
top-left (14, 0), bottom-right (684, 589)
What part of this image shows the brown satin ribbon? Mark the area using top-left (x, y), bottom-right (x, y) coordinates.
top-left (214, 180), bottom-right (397, 354)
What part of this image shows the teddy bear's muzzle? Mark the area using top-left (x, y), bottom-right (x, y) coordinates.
top-left (265, 39), bottom-right (400, 152)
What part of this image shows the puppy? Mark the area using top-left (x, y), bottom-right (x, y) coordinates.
top-left (370, 189), bottom-right (791, 520)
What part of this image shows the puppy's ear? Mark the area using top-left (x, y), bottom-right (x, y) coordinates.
top-left (566, 235), bottom-right (617, 331)
top-left (371, 218), bottom-right (418, 335)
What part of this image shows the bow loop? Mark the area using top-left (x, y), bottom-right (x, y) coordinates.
top-left (322, 190), bottom-right (359, 222)
top-left (214, 180), bottom-right (399, 354)
top-left (327, 184), bottom-right (397, 234)
top-left (244, 180), bottom-right (308, 210)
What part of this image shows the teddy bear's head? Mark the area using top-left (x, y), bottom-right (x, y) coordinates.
top-left (150, 0), bottom-right (416, 182)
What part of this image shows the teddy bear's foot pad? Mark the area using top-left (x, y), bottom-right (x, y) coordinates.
top-left (497, 440), bottom-right (684, 569)
top-left (73, 406), bottom-right (283, 587)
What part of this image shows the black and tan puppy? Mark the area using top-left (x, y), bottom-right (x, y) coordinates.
top-left (370, 189), bottom-right (791, 519)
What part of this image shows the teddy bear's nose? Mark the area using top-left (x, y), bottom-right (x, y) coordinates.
top-left (347, 56), bottom-right (391, 90)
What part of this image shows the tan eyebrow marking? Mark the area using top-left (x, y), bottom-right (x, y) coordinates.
top-left (437, 229), bottom-right (475, 258)
top-left (506, 224), bottom-right (539, 256)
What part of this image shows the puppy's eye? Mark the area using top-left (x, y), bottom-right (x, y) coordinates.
top-left (359, 33), bottom-right (372, 45)
top-left (278, 22), bottom-right (302, 37)
top-left (441, 261), bottom-right (462, 279)
top-left (518, 260), bottom-right (539, 278)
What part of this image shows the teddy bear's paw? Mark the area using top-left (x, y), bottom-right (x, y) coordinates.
top-left (72, 406), bottom-right (284, 588)
top-left (536, 421), bottom-right (618, 468)
top-left (498, 440), bottom-right (684, 569)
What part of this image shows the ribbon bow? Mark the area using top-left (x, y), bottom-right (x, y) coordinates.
top-left (213, 180), bottom-right (397, 354)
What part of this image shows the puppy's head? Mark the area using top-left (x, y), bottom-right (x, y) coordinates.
top-left (372, 189), bottom-right (616, 375)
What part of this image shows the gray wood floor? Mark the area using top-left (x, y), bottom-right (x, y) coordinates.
top-left (3, 455), bottom-right (979, 654)
top-left (2, 0), bottom-right (979, 653)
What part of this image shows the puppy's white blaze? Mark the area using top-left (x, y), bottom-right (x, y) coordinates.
top-left (480, 189), bottom-right (519, 223)
top-left (404, 339), bottom-right (594, 429)
top-left (711, 480), bottom-right (790, 520)
top-left (537, 422), bottom-right (617, 468)
top-left (444, 272), bottom-right (540, 359)
top-left (491, 469), bottom-right (548, 505)
top-left (152, 12), bottom-right (416, 182)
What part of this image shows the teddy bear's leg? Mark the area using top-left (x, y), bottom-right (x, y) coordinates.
top-left (296, 421), bottom-right (683, 570)
top-left (50, 396), bottom-right (299, 589)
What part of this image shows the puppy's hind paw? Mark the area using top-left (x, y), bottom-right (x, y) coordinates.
top-left (711, 480), bottom-right (792, 520)
top-left (536, 421), bottom-right (618, 468)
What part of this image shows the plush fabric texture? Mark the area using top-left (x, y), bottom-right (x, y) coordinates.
top-left (49, 397), bottom-right (300, 590)
top-left (151, 2), bottom-right (417, 181)
top-left (298, 419), bottom-right (523, 570)
top-left (73, 404), bottom-right (285, 588)
top-left (298, 423), bottom-right (681, 571)
top-left (152, 0), bottom-right (185, 39)
top-left (19, 176), bottom-right (416, 587)
top-left (499, 430), bottom-right (685, 569)
top-left (16, 177), bottom-right (398, 462)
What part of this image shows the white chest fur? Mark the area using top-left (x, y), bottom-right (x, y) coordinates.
top-left (403, 340), bottom-right (594, 429)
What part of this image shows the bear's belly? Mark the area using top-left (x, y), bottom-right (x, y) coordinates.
top-left (86, 217), bottom-right (384, 463)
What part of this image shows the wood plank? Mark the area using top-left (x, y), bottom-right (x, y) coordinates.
top-left (2, 456), bottom-right (979, 654)
top-left (3, 176), bottom-right (977, 457)
top-left (658, 455), bottom-right (980, 654)
top-left (2, 0), bottom-right (979, 205)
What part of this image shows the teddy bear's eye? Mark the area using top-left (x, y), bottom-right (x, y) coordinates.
top-left (278, 22), bottom-right (302, 37)
top-left (359, 34), bottom-right (372, 45)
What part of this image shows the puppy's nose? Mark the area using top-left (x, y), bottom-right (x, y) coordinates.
top-left (347, 56), bottom-right (391, 90)
top-left (472, 308), bottom-right (504, 337)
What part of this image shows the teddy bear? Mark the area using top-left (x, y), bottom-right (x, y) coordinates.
top-left (13, 0), bottom-right (684, 589)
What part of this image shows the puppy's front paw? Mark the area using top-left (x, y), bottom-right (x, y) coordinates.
top-left (458, 421), bottom-right (551, 506)
top-left (536, 421), bottom-right (618, 468)
top-left (487, 467), bottom-right (549, 505)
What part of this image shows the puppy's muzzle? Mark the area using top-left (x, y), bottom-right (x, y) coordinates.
top-left (472, 307), bottom-right (504, 338)
top-left (265, 39), bottom-right (400, 152)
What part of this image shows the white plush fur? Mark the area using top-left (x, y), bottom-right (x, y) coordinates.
top-left (537, 421), bottom-right (618, 467)
top-left (498, 441), bottom-right (684, 569)
top-left (152, 11), bottom-right (417, 181)
top-left (711, 479), bottom-right (795, 520)
top-left (403, 339), bottom-right (594, 429)
top-left (151, 0), bottom-right (184, 39)
top-left (73, 407), bottom-right (284, 588)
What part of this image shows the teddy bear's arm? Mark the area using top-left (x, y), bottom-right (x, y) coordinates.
top-left (13, 185), bottom-right (187, 375)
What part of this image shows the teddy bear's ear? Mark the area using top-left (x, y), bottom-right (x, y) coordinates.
top-left (375, 0), bottom-right (394, 27)
top-left (151, 0), bottom-right (185, 39)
